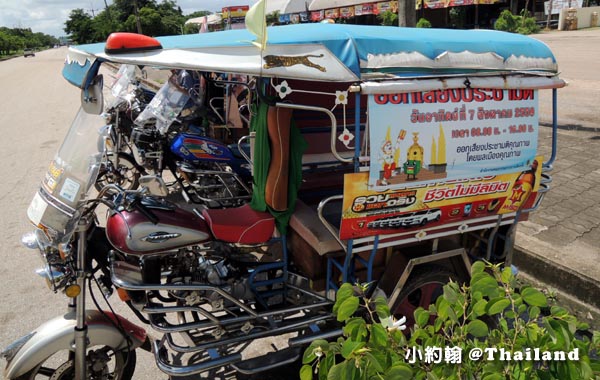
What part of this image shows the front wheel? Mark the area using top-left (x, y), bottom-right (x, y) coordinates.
top-left (14, 345), bottom-right (136, 380)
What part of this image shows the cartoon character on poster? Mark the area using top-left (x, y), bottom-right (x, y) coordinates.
top-left (378, 127), bottom-right (405, 185)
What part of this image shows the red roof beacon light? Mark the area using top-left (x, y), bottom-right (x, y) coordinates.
top-left (105, 32), bottom-right (162, 54)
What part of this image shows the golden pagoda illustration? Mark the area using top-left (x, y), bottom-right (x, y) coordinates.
top-left (429, 124), bottom-right (447, 174)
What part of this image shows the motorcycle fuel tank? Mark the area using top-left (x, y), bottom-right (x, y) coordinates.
top-left (106, 206), bottom-right (210, 255)
top-left (170, 134), bottom-right (234, 163)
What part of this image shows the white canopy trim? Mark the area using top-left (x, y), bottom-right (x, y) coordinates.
top-left (364, 50), bottom-right (558, 72)
top-left (359, 75), bottom-right (567, 94)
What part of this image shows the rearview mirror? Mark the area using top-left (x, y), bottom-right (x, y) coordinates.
top-left (81, 74), bottom-right (104, 115)
top-left (139, 175), bottom-right (169, 196)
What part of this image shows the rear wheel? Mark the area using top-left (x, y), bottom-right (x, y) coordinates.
top-left (392, 265), bottom-right (463, 328)
top-left (15, 345), bottom-right (136, 380)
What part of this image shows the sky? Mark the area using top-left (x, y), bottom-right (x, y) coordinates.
top-left (0, 0), bottom-right (259, 38)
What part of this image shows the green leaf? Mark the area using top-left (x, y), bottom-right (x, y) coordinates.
top-left (466, 319), bottom-right (489, 337)
top-left (364, 352), bottom-right (385, 373)
top-left (337, 296), bottom-right (360, 322)
top-left (471, 273), bottom-right (500, 298)
top-left (521, 287), bottom-right (548, 307)
top-left (446, 305), bottom-right (459, 324)
top-left (343, 317), bottom-right (367, 341)
top-left (374, 297), bottom-right (391, 320)
top-left (529, 305), bottom-right (541, 320)
top-left (327, 361), bottom-right (347, 380)
top-left (300, 364), bottom-right (313, 380)
top-left (483, 373), bottom-right (504, 380)
top-left (501, 266), bottom-right (513, 284)
top-left (333, 283), bottom-right (355, 314)
top-left (471, 260), bottom-right (486, 274)
top-left (550, 305), bottom-right (568, 317)
top-left (473, 299), bottom-right (488, 317)
top-left (303, 339), bottom-right (329, 364)
top-left (486, 297), bottom-right (511, 316)
top-left (385, 364), bottom-right (413, 380)
top-left (437, 298), bottom-right (450, 321)
top-left (415, 308), bottom-right (430, 328)
top-left (370, 323), bottom-right (388, 348)
top-left (341, 339), bottom-right (365, 359)
top-left (443, 283), bottom-right (458, 304)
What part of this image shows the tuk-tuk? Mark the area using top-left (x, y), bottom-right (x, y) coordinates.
top-left (4, 23), bottom-right (563, 379)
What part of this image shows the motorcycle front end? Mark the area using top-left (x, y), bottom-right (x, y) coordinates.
top-left (1, 82), bottom-right (148, 380)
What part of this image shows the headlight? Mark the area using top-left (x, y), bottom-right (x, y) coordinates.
top-left (36, 265), bottom-right (68, 290)
top-left (22, 229), bottom-right (71, 291)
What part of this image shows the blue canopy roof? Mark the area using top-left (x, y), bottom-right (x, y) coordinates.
top-left (68, 24), bottom-right (558, 83)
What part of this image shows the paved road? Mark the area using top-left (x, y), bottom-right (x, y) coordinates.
top-left (0, 28), bottom-right (598, 379)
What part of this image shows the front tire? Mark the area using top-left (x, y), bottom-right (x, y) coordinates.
top-left (14, 345), bottom-right (136, 380)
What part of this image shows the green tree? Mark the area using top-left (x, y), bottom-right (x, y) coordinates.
top-left (416, 17), bottom-right (432, 28)
top-left (65, 9), bottom-right (95, 44)
top-left (378, 10), bottom-right (398, 26)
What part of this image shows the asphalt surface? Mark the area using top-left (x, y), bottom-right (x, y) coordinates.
top-left (0, 27), bottom-right (598, 380)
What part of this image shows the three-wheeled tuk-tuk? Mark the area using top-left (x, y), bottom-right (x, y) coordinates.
top-left (3, 24), bottom-right (564, 379)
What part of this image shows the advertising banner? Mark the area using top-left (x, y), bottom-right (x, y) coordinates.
top-left (340, 6), bottom-right (356, 18)
top-left (324, 8), bottom-right (340, 19)
top-left (377, 1), bottom-right (399, 13)
top-left (222, 5), bottom-right (249, 18)
top-left (339, 159), bottom-right (541, 240)
top-left (544, 0), bottom-right (583, 15)
top-left (311, 10), bottom-right (325, 21)
top-left (355, 3), bottom-right (376, 15)
top-left (368, 89), bottom-right (538, 191)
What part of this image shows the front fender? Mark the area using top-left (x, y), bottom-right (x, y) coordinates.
top-left (2, 309), bottom-right (147, 379)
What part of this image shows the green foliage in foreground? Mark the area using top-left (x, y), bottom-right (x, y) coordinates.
top-left (301, 262), bottom-right (600, 379)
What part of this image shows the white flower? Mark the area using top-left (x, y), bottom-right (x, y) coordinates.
top-left (335, 90), bottom-right (348, 105)
top-left (274, 80), bottom-right (293, 99)
top-left (313, 346), bottom-right (323, 358)
top-left (381, 315), bottom-right (407, 331)
top-left (338, 128), bottom-right (354, 147)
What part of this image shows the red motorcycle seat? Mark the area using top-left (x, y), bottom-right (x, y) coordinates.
top-left (202, 204), bottom-right (275, 244)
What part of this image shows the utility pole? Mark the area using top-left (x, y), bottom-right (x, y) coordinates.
top-left (88, 1), bottom-right (97, 17)
top-left (398, 0), bottom-right (417, 27)
top-left (133, 0), bottom-right (143, 34)
top-left (103, 0), bottom-right (113, 28)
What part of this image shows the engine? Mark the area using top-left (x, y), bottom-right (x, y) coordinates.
top-left (140, 243), bottom-right (261, 310)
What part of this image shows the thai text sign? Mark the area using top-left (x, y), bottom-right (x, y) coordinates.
top-left (340, 160), bottom-right (541, 240)
top-left (368, 89), bottom-right (539, 191)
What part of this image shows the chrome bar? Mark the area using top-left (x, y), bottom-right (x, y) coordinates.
top-left (152, 337), bottom-right (241, 377)
top-left (164, 314), bottom-right (333, 353)
top-left (147, 299), bottom-right (332, 333)
top-left (275, 102), bottom-right (353, 163)
top-left (317, 195), bottom-right (346, 252)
